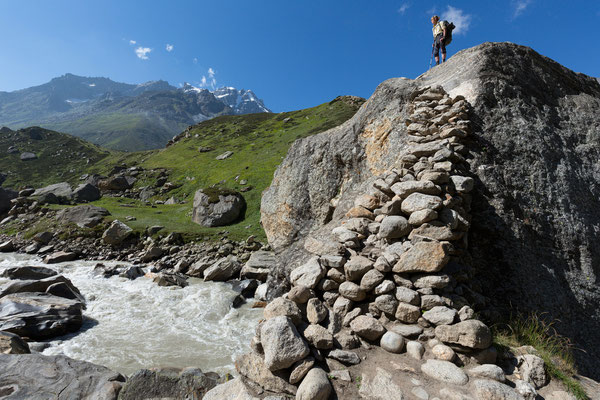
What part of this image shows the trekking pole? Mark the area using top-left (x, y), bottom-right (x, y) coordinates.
top-left (428, 43), bottom-right (434, 70)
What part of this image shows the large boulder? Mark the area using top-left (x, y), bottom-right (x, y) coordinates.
top-left (0, 274), bottom-right (83, 302)
top-left (260, 316), bottom-right (310, 371)
top-left (240, 250), bottom-right (278, 281)
top-left (203, 257), bottom-right (242, 282)
top-left (0, 266), bottom-right (57, 280)
top-left (118, 367), bottom-right (220, 400)
top-left (258, 42), bottom-right (600, 376)
top-left (0, 292), bottom-right (83, 339)
top-left (434, 319), bottom-right (492, 350)
top-left (0, 354), bottom-right (124, 399)
top-left (0, 331), bottom-right (30, 354)
top-left (98, 176), bottom-right (132, 191)
top-left (102, 220), bottom-right (134, 245)
top-left (20, 152), bottom-right (37, 161)
top-left (0, 188), bottom-right (17, 214)
top-left (192, 188), bottom-right (246, 227)
top-left (33, 182), bottom-right (73, 203)
top-left (72, 183), bottom-right (101, 202)
top-left (235, 352), bottom-right (297, 395)
top-left (56, 204), bottom-right (110, 228)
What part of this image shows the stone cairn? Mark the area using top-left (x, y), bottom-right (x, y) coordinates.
top-left (233, 86), bottom-right (540, 399)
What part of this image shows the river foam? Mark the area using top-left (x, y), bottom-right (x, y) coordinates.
top-left (0, 253), bottom-right (262, 376)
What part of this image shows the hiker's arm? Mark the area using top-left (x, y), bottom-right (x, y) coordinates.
top-left (442, 27), bottom-right (447, 40)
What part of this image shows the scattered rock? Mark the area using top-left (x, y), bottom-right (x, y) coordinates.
top-left (380, 331), bottom-right (405, 353)
top-left (435, 319), bottom-right (492, 349)
top-left (203, 257), bottom-right (242, 281)
top-left (327, 349), bottom-right (361, 365)
top-left (20, 152), bottom-right (37, 161)
top-left (350, 315), bottom-right (386, 341)
top-left (518, 354), bottom-right (548, 389)
top-left (0, 292), bottom-right (83, 339)
top-left (263, 297), bottom-right (303, 324)
top-left (260, 316), bottom-right (309, 371)
top-left (0, 354), bottom-right (124, 399)
top-left (474, 379), bottom-right (525, 400)
top-left (44, 251), bottom-right (77, 264)
top-left (241, 251), bottom-right (277, 281)
top-left (102, 220), bottom-right (134, 245)
top-left (468, 364), bottom-right (506, 382)
top-left (0, 266), bottom-right (57, 280)
top-left (358, 367), bottom-right (405, 400)
top-left (0, 331), bottom-right (30, 354)
top-left (235, 351), bottom-right (297, 395)
top-left (192, 188), bottom-right (245, 227)
top-left (296, 368), bottom-right (331, 400)
top-left (420, 359), bottom-right (469, 385)
top-left (56, 205), bottom-right (110, 228)
top-left (118, 367), bottom-right (219, 400)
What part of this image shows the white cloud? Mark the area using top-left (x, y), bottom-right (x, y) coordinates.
top-left (135, 47), bottom-right (152, 60)
top-left (166, 44), bottom-right (174, 52)
top-left (199, 68), bottom-right (217, 89)
top-left (441, 6), bottom-right (472, 35)
top-left (193, 57), bottom-right (198, 64)
top-left (398, 2), bottom-right (410, 15)
top-left (129, 40), bottom-right (136, 45)
top-left (512, 0), bottom-right (533, 18)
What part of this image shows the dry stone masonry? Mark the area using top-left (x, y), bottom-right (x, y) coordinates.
top-left (219, 86), bottom-right (553, 399)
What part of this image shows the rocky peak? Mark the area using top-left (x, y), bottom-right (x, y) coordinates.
top-left (260, 42), bottom-right (600, 378)
top-left (212, 86), bottom-right (271, 114)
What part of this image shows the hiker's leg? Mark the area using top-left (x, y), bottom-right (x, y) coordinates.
top-left (441, 39), bottom-right (447, 62)
top-left (434, 38), bottom-right (440, 65)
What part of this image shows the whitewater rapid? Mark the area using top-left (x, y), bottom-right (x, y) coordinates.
top-left (0, 253), bottom-right (263, 376)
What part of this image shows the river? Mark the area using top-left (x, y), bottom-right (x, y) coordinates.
top-left (0, 253), bottom-right (262, 376)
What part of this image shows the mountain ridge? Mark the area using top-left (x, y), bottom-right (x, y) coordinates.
top-left (0, 74), bottom-right (271, 151)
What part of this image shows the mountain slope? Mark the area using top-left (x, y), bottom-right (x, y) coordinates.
top-left (0, 126), bottom-right (112, 188)
top-left (0, 74), bottom-right (270, 151)
top-left (0, 96), bottom-right (364, 240)
top-left (260, 42), bottom-right (600, 378)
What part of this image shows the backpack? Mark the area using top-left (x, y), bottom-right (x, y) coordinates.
top-left (441, 21), bottom-right (456, 45)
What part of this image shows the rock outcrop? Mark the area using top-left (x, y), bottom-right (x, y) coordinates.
top-left (0, 354), bottom-right (125, 399)
top-left (260, 42), bottom-right (600, 378)
top-left (192, 188), bottom-right (246, 227)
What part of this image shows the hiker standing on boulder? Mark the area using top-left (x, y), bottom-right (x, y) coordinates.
top-left (431, 15), bottom-right (448, 65)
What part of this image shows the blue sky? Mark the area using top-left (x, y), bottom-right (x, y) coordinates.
top-left (0, 1), bottom-right (598, 112)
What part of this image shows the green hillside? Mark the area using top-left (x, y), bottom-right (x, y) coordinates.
top-left (45, 112), bottom-right (187, 152)
top-left (0, 126), bottom-right (112, 188)
top-left (86, 96), bottom-right (364, 239)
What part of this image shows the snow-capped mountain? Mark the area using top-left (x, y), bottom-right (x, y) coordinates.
top-left (180, 84), bottom-right (271, 115)
top-left (0, 74), bottom-right (272, 151)
top-left (212, 87), bottom-right (271, 114)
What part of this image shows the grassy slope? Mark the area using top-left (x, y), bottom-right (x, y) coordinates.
top-left (45, 112), bottom-right (186, 151)
top-left (0, 127), bottom-right (112, 188)
top-left (83, 97), bottom-right (363, 240)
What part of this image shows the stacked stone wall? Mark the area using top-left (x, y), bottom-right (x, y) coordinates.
top-left (229, 86), bottom-right (548, 400)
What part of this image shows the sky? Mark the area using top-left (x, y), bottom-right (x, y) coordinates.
top-left (0, 1), bottom-right (598, 112)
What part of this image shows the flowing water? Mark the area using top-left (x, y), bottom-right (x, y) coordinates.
top-left (0, 253), bottom-right (263, 376)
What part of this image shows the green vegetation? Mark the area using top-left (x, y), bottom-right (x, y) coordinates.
top-left (0, 127), bottom-right (112, 188)
top-left (46, 112), bottom-right (186, 151)
top-left (1, 97), bottom-right (364, 241)
top-left (493, 314), bottom-right (589, 400)
top-left (84, 97), bottom-right (362, 240)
